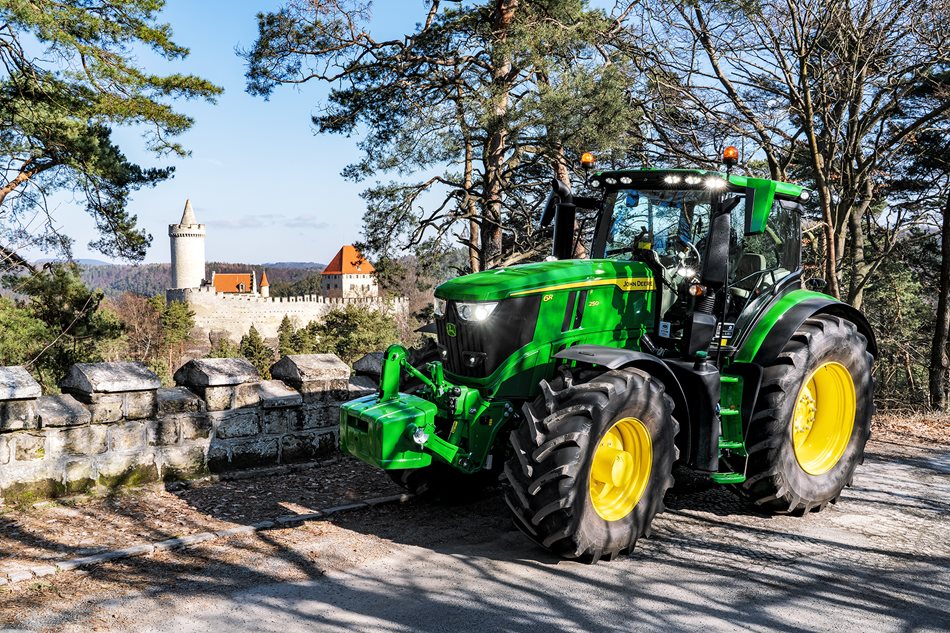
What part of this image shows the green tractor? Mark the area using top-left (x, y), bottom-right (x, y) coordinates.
top-left (339, 150), bottom-right (875, 562)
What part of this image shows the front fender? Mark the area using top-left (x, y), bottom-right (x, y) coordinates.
top-left (735, 290), bottom-right (877, 364)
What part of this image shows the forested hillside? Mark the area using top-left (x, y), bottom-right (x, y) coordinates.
top-left (79, 262), bottom-right (325, 297)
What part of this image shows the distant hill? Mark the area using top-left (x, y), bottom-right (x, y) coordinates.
top-left (79, 261), bottom-right (326, 297)
top-left (35, 257), bottom-right (114, 267)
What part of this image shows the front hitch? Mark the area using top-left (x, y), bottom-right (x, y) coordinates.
top-left (340, 345), bottom-right (464, 470)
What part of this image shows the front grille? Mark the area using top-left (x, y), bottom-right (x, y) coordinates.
top-left (436, 297), bottom-right (541, 378)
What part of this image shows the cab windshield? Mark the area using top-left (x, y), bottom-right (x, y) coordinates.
top-left (601, 185), bottom-right (801, 308)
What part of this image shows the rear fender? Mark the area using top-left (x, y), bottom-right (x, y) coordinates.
top-left (735, 290), bottom-right (877, 365)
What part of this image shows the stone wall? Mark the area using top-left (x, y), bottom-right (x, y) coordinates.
top-left (166, 285), bottom-right (409, 340)
top-left (0, 354), bottom-right (372, 506)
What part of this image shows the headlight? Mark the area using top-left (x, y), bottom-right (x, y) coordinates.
top-left (434, 297), bottom-right (446, 317)
top-left (456, 301), bottom-right (499, 322)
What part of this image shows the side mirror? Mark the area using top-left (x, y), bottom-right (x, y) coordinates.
top-left (539, 179), bottom-right (572, 228)
top-left (805, 277), bottom-right (827, 292)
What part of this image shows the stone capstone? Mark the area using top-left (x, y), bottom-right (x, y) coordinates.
top-left (36, 395), bottom-right (91, 428)
top-left (259, 380), bottom-right (303, 408)
top-left (270, 354), bottom-right (349, 386)
top-left (348, 375), bottom-right (378, 398)
top-left (352, 352), bottom-right (384, 378)
top-left (0, 400), bottom-right (38, 432)
top-left (0, 367), bottom-right (41, 401)
top-left (157, 388), bottom-right (204, 415)
top-left (59, 362), bottom-right (160, 395)
top-left (173, 358), bottom-right (259, 388)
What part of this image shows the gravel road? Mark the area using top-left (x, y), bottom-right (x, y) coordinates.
top-left (5, 440), bottom-right (949, 633)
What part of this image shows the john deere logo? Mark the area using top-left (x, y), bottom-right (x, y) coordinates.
top-left (446, 323), bottom-right (457, 337)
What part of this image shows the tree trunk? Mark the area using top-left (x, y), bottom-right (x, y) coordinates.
top-left (929, 193), bottom-right (950, 411)
top-left (479, 0), bottom-right (518, 270)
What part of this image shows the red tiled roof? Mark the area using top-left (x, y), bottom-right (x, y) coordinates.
top-left (322, 245), bottom-right (375, 275)
top-left (259, 270), bottom-right (269, 287)
top-left (213, 273), bottom-right (253, 293)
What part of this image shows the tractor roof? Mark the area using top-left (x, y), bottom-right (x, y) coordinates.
top-left (588, 168), bottom-right (807, 234)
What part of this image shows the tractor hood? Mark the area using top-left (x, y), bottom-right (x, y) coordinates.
top-left (435, 259), bottom-right (656, 302)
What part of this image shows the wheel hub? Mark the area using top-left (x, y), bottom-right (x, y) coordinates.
top-left (792, 361), bottom-right (857, 476)
top-left (589, 418), bottom-right (652, 521)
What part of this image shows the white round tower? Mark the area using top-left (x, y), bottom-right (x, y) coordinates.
top-left (169, 199), bottom-right (206, 290)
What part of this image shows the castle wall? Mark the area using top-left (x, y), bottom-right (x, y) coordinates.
top-left (168, 287), bottom-right (408, 341)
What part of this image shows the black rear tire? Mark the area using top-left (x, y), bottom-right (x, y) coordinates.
top-left (503, 367), bottom-right (678, 561)
top-left (737, 314), bottom-right (874, 513)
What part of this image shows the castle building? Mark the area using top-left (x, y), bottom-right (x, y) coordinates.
top-left (168, 200), bottom-right (206, 290)
top-left (166, 200), bottom-right (403, 342)
top-left (321, 245), bottom-right (379, 298)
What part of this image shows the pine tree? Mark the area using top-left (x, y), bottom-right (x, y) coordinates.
top-left (0, 1), bottom-right (222, 264)
top-left (240, 326), bottom-right (275, 379)
top-left (277, 315), bottom-right (297, 357)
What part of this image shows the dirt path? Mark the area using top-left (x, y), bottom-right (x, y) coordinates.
top-left (1, 439), bottom-right (947, 632)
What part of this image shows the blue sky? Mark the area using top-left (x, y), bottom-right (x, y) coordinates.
top-left (45, 1), bottom-right (413, 266)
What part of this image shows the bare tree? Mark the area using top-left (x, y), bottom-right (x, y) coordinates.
top-left (641, 0), bottom-right (950, 308)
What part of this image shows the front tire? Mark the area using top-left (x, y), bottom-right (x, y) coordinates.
top-left (504, 368), bottom-right (677, 561)
top-left (739, 315), bottom-right (874, 513)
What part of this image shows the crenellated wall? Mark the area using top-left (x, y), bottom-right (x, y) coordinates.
top-left (166, 286), bottom-right (409, 340)
top-left (0, 355), bottom-right (374, 506)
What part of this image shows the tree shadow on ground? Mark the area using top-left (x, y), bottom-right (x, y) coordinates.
top-left (1, 443), bottom-right (947, 632)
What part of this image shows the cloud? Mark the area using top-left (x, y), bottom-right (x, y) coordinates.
top-left (215, 213), bottom-right (331, 231)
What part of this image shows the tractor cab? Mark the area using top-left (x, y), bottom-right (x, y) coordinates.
top-left (570, 168), bottom-right (806, 356)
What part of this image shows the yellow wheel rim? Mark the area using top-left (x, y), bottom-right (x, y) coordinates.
top-left (589, 417), bottom-right (652, 521)
top-left (792, 361), bottom-right (856, 475)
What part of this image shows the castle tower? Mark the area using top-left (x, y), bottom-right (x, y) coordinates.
top-left (169, 199), bottom-right (206, 290)
top-left (260, 270), bottom-right (270, 298)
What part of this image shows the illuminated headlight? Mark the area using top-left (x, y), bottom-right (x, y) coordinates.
top-left (590, 179), bottom-right (601, 188)
top-left (620, 176), bottom-right (632, 185)
top-left (664, 175), bottom-right (681, 184)
top-left (605, 177), bottom-right (617, 185)
top-left (706, 177), bottom-right (727, 190)
top-left (685, 175), bottom-right (702, 185)
top-left (456, 301), bottom-right (499, 322)
top-left (800, 190), bottom-right (811, 201)
top-left (434, 297), bottom-right (447, 317)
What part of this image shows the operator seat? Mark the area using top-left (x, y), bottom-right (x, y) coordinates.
top-left (731, 253), bottom-right (767, 299)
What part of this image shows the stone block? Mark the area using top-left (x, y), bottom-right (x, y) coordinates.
top-left (229, 438), bottom-right (279, 469)
top-left (160, 445), bottom-right (207, 479)
top-left (280, 431), bottom-right (337, 463)
top-left (97, 454), bottom-right (159, 489)
top-left (201, 385), bottom-right (234, 412)
top-left (0, 400), bottom-right (38, 431)
top-left (301, 405), bottom-right (335, 429)
top-left (174, 357), bottom-right (259, 388)
top-left (211, 410), bottom-right (260, 439)
top-left (111, 421), bottom-right (146, 452)
top-left (13, 433), bottom-right (45, 461)
top-left (123, 391), bottom-right (157, 420)
top-left (0, 366), bottom-right (42, 400)
top-left (157, 387), bottom-right (204, 414)
top-left (0, 436), bottom-right (8, 465)
top-left (262, 408), bottom-right (300, 435)
top-left (59, 361), bottom-right (160, 395)
top-left (36, 394), bottom-right (91, 428)
top-left (207, 444), bottom-right (230, 473)
top-left (233, 382), bottom-right (261, 409)
top-left (348, 375), bottom-right (377, 398)
top-left (352, 351), bottom-right (384, 378)
top-left (64, 460), bottom-right (95, 494)
top-left (259, 380), bottom-right (303, 408)
top-left (147, 418), bottom-right (180, 446)
top-left (57, 426), bottom-right (108, 456)
top-left (270, 354), bottom-right (349, 389)
top-left (178, 414), bottom-right (212, 440)
top-left (84, 393), bottom-right (123, 424)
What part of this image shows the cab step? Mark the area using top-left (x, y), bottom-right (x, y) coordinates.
top-left (710, 472), bottom-right (746, 484)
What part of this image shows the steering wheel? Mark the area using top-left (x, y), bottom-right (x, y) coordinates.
top-left (672, 241), bottom-right (702, 280)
